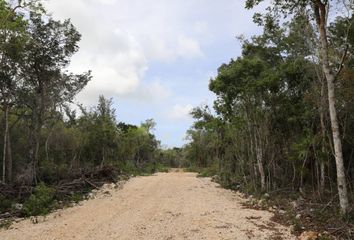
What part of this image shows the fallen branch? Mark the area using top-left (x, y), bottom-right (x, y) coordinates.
top-left (84, 179), bottom-right (99, 189)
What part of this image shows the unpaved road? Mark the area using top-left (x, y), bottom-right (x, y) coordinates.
top-left (0, 172), bottom-right (295, 240)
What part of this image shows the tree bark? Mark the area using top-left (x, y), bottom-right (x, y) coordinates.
top-left (319, 77), bottom-right (326, 192)
top-left (33, 125), bottom-right (40, 184)
top-left (255, 141), bottom-right (266, 192)
top-left (100, 147), bottom-right (105, 168)
top-left (254, 124), bottom-right (266, 192)
top-left (314, 0), bottom-right (349, 215)
top-left (2, 105), bottom-right (8, 183)
top-left (1, 103), bottom-right (13, 183)
top-left (6, 123), bottom-right (12, 183)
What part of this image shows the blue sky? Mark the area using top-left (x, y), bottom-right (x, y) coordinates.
top-left (46, 0), bottom-right (266, 147)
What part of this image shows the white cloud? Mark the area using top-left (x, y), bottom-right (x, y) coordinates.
top-left (142, 35), bottom-right (203, 62)
top-left (126, 80), bottom-right (171, 103)
top-left (98, 0), bottom-right (116, 5)
top-left (46, 1), bottom-right (149, 106)
top-left (44, 0), bottom-right (267, 146)
top-left (176, 35), bottom-right (204, 59)
top-left (168, 104), bottom-right (193, 120)
top-left (46, 0), bottom-right (207, 106)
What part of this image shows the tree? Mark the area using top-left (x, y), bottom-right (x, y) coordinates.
top-left (246, 0), bottom-right (352, 215)
top-left (93, 96), bottom-right (117, 167)
top-left (19, 12), bottom-right (91, 183)
top-left (0, 0), bottom-right (27, 183)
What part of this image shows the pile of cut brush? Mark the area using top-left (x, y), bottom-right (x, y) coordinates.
top-left (0, 165), bottom-right (129, 219)
top-left (55, 166), bottom-right (129, 200)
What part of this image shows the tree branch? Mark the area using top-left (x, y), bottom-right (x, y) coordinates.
top-left (335, 44), bottom-right (349, 79)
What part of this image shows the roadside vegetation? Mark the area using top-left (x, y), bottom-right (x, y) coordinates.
top-left (181, 1), bottom-right (354, 239)
top-left (1, 0), bottom-right (354, 239)
top-left (0, 0), bottom-right (174, 226)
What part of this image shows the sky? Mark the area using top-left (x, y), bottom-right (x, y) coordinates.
top-left (45, 0), bottom-right (265, 147)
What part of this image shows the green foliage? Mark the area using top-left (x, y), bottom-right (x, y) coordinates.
top-left (291, 216), bottom-right (303, 234)
top-left (23, 183), bottom-right (56, 216)
top-left (69, 193), bottom-right (84, 203)
top-left (183, 3), bottom-right (354, 216)
top-left (184, 165), bottom-right (200, 173)
top-left (0, 219), bottom-right (12, 229)
top-left (0, 196), bottom-right (14, 213)
top-left (197, 164), bottom-right (219, 178)
top-left (145, 162), bottom-right (169, 174)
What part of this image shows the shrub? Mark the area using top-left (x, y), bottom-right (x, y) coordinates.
top-left (23, 183), bottom-right (56, 216)
top-left (0, 196), bottom-right (14, 214)
top-left (144, 162), bottom-right (168, 174)
top-left (197, 164), bottom-right (219, 178)
top-left (0, 219), bottom-right (12, 229)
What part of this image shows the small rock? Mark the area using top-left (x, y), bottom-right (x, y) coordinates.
top-left (211, 175), bottom-right (219, 182)
top-left (14, 218), bottom-right (24, 223)
top-left (13, 203), bottom-right (23, 210)
top-left (102, 183), bottom-right (111, 190)
top-left (258, 199), bottom-right (266, 207)
top-left (298, 231), bottom-right (318, 240)
top-left (263, 193), bottom-right (270, 199)
top-left (295, 214), bottom-right (301, 220)
top-left (291, 201), bottom-right (298, 209)
top-left (278, 210), bottom-right (286, 214)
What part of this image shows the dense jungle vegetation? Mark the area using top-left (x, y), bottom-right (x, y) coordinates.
top-left (0, 0), bottom-right (175, 217)
top-left (1, 0), bottom-right (354, 237)
top-left (181, 0), bottom-right (354, 235)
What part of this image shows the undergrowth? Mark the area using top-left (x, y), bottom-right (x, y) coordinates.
top-left (0, 163), bottom-right (170, 229)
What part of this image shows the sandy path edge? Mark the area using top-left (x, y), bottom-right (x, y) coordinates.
top-left (0, 172), bottom-right (295, 240)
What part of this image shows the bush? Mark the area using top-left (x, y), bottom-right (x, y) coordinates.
top-left (0, 219), bottom-right (12, 229)
top-left (197, 164), bottom-right (219, 178)
top-left (116, 161), bottom-right (140, 176)
top-left (155, 163), bottom-right (169, 173)
top-left (23, 183), bottom-right (56, 216)
top-left (0, 196), bottom-right (14, 214)
top-left (184, 165), bottom-right (201, 173)
top-left (144, 162), bottom-right (168, 174)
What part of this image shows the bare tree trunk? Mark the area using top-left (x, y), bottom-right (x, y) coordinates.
top-left (33, 125), bottom-right (40, 185)
top-left (245, 104), bottom-right (266, 192)
top-left (31, 108), bottom-right (42, 185)
top-left (314, 0), bottom-right (349, 215)
top-left (6, 125), bottom-right (12, 183)
top-left (319, 78), bottom-right (326, 192)
top-left (2, 105), bottom-right (8, 183)
top-left (45, 131), bottom-right (51, 163)
top-left (100, 147), bottom-right (105, 168)
top-left (1, 104), bottom-right (12, 183)
top-left (31, 84), bottom-right (46, 185)
top-left (255, 136), bottom-right (266, 192)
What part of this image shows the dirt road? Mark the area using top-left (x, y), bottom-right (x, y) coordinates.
top-left (0, 172), bottom-right (295, 240)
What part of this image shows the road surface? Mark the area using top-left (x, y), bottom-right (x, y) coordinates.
top-left (0, 171), bottom-right (295, 240)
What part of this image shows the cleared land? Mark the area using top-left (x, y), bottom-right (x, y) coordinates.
top-left (0, 172), bottom-right (295, 240)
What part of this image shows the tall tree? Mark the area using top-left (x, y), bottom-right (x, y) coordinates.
top-left (246, 0), bottom-right (352, 215)
top-left (0, 0), bottom-right (27, 183)
top-left (19, 12), bottom-right (90, 184)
